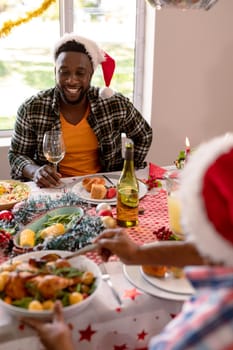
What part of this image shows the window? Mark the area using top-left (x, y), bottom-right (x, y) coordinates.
top-left (0, 0), bottom-right (144, 133)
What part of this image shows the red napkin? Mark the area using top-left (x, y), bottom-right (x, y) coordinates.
top-left (149, 162), bottom-right (167, 179)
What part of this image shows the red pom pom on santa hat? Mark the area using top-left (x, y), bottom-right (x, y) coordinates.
top-left (179, 133), bottom-right (233, 266)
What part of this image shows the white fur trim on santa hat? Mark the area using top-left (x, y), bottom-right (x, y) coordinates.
top-left (54, 33), bottom-right (105, 70)
top-left (179, 132), bottom-right (233, 266)
top-left (99, 87), bottom-right (115, 99)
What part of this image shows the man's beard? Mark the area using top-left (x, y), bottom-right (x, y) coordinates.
top-left (58, 85), bottom-right (89, 105)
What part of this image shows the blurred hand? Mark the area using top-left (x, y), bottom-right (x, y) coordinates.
top-left (33, 165), bottom-right (62, 188)
top-left (22, 301), bottom-right (74, 350)
top-left (94, 228), bottom-right (140, 264)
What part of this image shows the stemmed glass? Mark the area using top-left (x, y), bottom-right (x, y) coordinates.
top-left (43, 130), bottom-right (65, 174)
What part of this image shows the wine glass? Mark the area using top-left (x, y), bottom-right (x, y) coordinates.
top-left (43, 130), bottom-right (65, 173)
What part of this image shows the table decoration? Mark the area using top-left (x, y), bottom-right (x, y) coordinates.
top-left (35, 214), bottom-right (104, 252)
top-left (185, 137), bottom-right (191, 157)
top-left (144, 162), bottom-right (164, 190)
top-left (14, 206), bottom-right (85, 250)
top-left (174, 137), bottom-right (194, 169)
top-left (12, 192), bottom-right (88, 225)
top-left (0, 193), bottom-right (106, 261)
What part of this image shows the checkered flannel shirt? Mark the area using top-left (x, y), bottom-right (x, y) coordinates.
top-left (9, 86), bottom-right (152, 180)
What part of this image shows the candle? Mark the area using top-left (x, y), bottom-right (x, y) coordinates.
top-left (185, 137), bottom-right (190, 158)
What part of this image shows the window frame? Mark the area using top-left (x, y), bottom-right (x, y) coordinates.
top-left (0, 0), bottom-right (148, 138)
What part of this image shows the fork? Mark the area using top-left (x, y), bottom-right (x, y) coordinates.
top-left (100, 263), bottom-right (122, 306)
top-left (102, 174), bottom-right (116, 187)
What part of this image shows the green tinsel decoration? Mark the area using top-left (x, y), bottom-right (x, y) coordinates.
top-left (11, 192), bottom-right (105, 253)
top-left (13, 192), bottom-right (91, 225)
top-left (39, 215), bottom-right (104, 251)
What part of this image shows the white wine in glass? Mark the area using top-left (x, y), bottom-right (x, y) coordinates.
top-left (43, 130), bottom-right (65, 172)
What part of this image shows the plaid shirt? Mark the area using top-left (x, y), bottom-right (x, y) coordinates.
top-left (149, 266), bottom-right (233, 350)
top-left (9, 86), bottom-right (152, 180)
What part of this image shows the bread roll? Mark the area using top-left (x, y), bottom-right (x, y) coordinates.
top-left (90, 184), bottom-right (107, 200)
top-left (141, 265), bottom-right (167, 278)
top-left (82, 177), bottom-right (106, 192)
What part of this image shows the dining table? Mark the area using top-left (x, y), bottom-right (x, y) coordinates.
top-left (0, 166), bottom-right (189, 350)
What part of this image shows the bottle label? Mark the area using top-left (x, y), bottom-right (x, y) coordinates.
top-left (117, 188), bottom-right (139, 227)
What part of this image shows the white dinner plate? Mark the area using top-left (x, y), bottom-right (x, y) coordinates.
top-left (140, 267), bottom-right (195, 295)
top-left (123, 265), bottom-right (193, 301)
top-left (71, 173), bottom-right (148, 205)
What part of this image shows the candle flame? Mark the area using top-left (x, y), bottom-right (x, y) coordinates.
top-left (185, 137), bottom-right (190, 148)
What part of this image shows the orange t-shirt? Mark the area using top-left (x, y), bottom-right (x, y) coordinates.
top-left (59, 107), bottom-right (101, 176)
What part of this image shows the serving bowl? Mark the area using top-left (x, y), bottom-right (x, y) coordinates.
top-left (13, 206), bottom-right (84, 252)
top-left (0, 250), bottom-right (102, 320)
top-left (0, 180), bottom-right (30, 211)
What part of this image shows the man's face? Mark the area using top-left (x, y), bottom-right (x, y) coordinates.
top-left (55, 51), bottom-right (93, 105)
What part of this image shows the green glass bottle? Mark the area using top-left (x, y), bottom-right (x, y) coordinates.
top-left (117, 140), bottom-right (139, 227)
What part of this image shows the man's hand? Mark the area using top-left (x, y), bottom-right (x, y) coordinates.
top-left (33, 165), bottom-right (62, 188)
top-left (23, 164), bottom-right (62, 188)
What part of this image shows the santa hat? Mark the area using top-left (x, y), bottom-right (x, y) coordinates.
top-left (179, 133), bottom-right (233, 266)
top-left (54, 33), bottom-right (115, 99)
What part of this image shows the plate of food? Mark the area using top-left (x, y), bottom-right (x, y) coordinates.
top-left (0, 250), bottom-right (102, 319)
top-left (72, 173), bottom-right (148, 205)
top-left (0, 180), bottom-right (30, 210)
top-left (123, 264), bottom-right (192, 301)
top-left (140, 265), bottom-right (195, 295)
top-left (13, 206), bottom-right (84, 252)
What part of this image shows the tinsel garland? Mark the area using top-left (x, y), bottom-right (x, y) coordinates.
top-left (0, 0), bottom-right (56, 38)
top-left (10, 192), bottom-right (105, 254)
top-left (12, 192), bottom-right (89, 225)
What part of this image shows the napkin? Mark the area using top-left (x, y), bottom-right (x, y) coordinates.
top-left (143, 162), bottom-right (165, 190)
top-left (149, 162), bottom-right (167, 179)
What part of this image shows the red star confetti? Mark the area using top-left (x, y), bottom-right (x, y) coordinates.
top-left (116, 306), bottom-right (122, 312)
top-left (123, 288), bottom-right (142, 300)
top-left (137, 330), bottom-right (148, 340)
top-left (79, 324), bottom-right (97, 342)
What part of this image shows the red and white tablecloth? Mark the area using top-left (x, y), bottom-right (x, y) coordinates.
top-left (86, 189), bottom-right (169, 264)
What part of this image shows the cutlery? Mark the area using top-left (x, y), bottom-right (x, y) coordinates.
top-left (100, 263), bottom-right (122, 306)
top-left (65, 243), bottom-right (98, 259)
top-left (102, 174), bottom-right (116, 187)
top-left (41, 243), bottom-right (98, 262)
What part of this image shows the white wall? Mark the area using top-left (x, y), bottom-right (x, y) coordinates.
top-left (147, 0), bottom-right (233, 165)
top-left (0, 145), bottom-right (11, 179)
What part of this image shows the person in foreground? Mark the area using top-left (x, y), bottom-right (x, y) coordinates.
top-left (23, 133), bottom-right (233, 350)
top-left (9, 33), bottom-right (152, 188)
